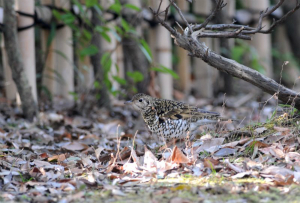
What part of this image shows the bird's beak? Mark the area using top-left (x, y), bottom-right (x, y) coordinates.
top-left (124, 100), bottom-right (132, 105)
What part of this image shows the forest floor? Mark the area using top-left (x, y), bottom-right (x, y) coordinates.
top-left (0, 96), bottom-right (300, 203)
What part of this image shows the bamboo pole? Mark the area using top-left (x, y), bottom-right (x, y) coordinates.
top-left (17, 0), bottom-right (37, 102)
top-left (244, 0), bottom-right (273, 78)
top-left (176, 0), bottom-right (191, 94)
top-left (78, 56), bottom-right (94, 89)
top-left (53, 0), bottom-right (74, 101)
top-left (154, 0), bottom-right (173, 99)
top-left (101, 0), bottom-right (119, 92)
top-left (193, 0), bottom-right (216, 98)
top-left (41, 0), bottom-right (74, 101)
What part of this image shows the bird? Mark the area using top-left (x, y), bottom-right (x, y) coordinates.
top-left (125, 93), bottom-right (229, 142)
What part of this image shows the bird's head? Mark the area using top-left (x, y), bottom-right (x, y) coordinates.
top-left (124, 93), bottom-right (153, 111)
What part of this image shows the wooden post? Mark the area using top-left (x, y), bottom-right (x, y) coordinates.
top-left (176, 0), bottom-right (191, 94)
top-left (244, 0), bottom-right (273, 78)
top-left (193, 0), bottom-right (217, 98)
top-left (17, 0), bottom-right (37, 102)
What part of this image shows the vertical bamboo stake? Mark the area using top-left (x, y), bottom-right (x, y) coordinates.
top-left (155, 0), bottom-right (173, 99)
top-left (244, 0), bottom-right (273, 78)
top-left (41, 0), bottom-right (74, 101)
top-left (193, 0), bottom-right (216, 98)
top-left (54, 0), bottom-right (74, 101)
top-left (41, 0), bottom-right (55, 97)
top-left (176, 0), bottom-right (191, 94)
top-left (101, 0), bottom-right (119, 92)
top-left (78, 57), bottom-right (94, 89)
top-left (116, 45), bottom-right (124, 80)
top-left (17, 0), bottom-right (37, 102)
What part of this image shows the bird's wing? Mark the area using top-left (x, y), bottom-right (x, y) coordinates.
top-left (154, 99), bottom-right (220, 120)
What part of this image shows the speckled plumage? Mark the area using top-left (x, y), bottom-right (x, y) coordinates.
top-left (125, 93), bottom-right (223, 141)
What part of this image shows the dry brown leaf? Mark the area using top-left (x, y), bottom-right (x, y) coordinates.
top-left (62, 142), bottom-right (89, 151)
top-left (48, 154), bottom-right (66, 162)
top-left (39, 153), bottom-right (48, 159)
top-left (254, 127), bottom-right (267, 134)
top-left (204, 158), bottom-right (219, 169)
top-left (249, 141), bottom-right (269, 148)
top-left (143, 146), bottom-right (157, 169)
top-left (169, 197), bottom-right (192, 203)
top-left (274, 174), bottom-right (294, 186)
top-left (195, 138), bottom-right (225, 154)
top-left (274, 126), bottom-right (290, 133)
top-left (270, 148), bottom-right (285, 159)
top-left (171, 146), bottom-right (190, 164)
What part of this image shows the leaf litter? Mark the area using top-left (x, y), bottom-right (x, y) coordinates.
top-left (0, 100), bottom-right (300, 202)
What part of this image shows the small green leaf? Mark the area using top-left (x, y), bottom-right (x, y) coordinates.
top-left (121, 18), bottom-right (130, 32)
top-left (101, 53), bottom-right (112, 73)
top-left (100, 32), bottom-right (111, 43)
top-left (112, 76), bottom-right (127, 85)
top-left (109, 3), bottom-right (122, 14)
top-left (126, 71), bottom-right (144, 83)
top-left (151, 65), bottom-right (179, 79)
top-left (80, 45), bottom-right (99, 57)
top-left (83, 29), bottom-right (92, 41)
top-left (61, 13), bottom-right (76, 24)
top-left (94, 81), bottom-right (101, 89)
top-left (86, 0), bottom-right (98, 7)
top-left (124, 3), bottom-right (141, 11)
top-left (46, 22), bottom-right (56, 48)
top-left (139, 39), bottom-right (152, 62)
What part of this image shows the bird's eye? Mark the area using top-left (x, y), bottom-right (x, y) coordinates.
top-left (139, 99), bottom-right (143, 102)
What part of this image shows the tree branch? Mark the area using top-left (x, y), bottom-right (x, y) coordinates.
top-left (150, 0), bottom-right (300, 109)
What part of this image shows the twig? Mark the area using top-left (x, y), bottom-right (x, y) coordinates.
top-left (169, 0), bottom-right (193, 33)
top-left (197, 0), bottom-right (226, 30)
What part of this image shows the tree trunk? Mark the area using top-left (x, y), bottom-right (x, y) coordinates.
top-left (3, 0), bottom-right (37, 120)
top-left (90, 7), bottom-right (111, 109)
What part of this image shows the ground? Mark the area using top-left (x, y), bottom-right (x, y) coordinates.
top-left (0, 98), bottom-right (299, 203)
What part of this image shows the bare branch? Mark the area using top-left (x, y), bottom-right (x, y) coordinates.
top-left (259, 0), bottom-right (300, 33)
top-left (242, 0), bottom-right (299, 34)
top-left (197, 0), bottom-right (226, 30)
top-left (169, 0), bottom-right (193, 33)
top-left (196, 30), bottom-right (251, 40)
top-left (149, 2), bottom-right (178, 38)
top-left (194, 24), bottom-right (254, 31)
top-left (149, 0), bottom-right (300, 108)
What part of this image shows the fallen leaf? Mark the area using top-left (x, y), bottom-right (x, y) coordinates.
top-left (254, 127), bottom-right (267, 134)
top-left (274, 126), bottom-right (290, 133)
top-left (62, 142), bottom-right (89, 151)
top-left (48, 154), bottom-right (66, 162)
top-left (171, 146), bottom-right (190, 164)
top-left (204, 158), bottom-right (219, 169)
